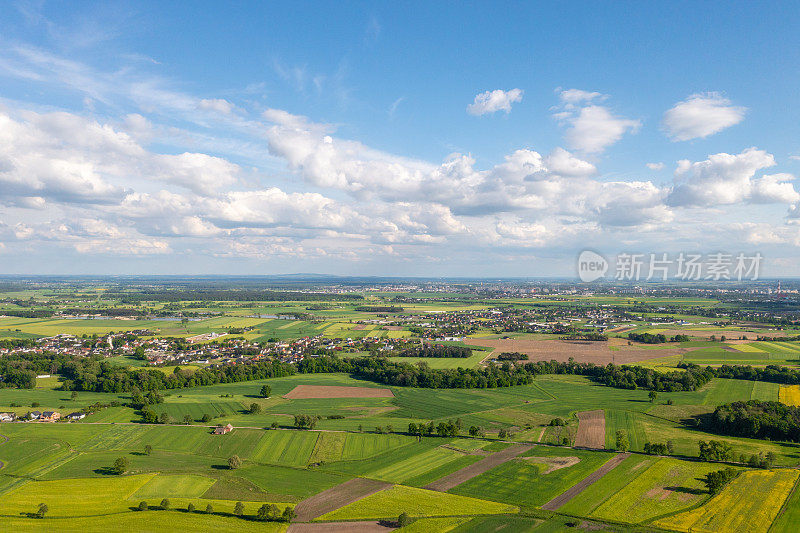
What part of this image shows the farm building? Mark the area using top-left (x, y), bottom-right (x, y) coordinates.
top-left (213, 423), bottom-right (234, 435)
top-left (0, 412), bottom-right (16, 422)
top-left (41, 411), bottom-right (61, 422)
top-left (66, 412), bottom-right (86, 421)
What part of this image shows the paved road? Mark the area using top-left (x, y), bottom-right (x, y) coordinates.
top-left (541, 452), bottom-right (630, 510)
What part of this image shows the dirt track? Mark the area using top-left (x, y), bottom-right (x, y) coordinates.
top-left (284, 385), bottom-right (395, 399)
top-left (468, 338), bottom-right (684, 365)
top-left (574, 410), bottom-right (606, 449)
top-left (292, 478), bottom-right (392, 521)
top-left (541, 453), bottom-right (630, 510)
top-left (288, 521), bottom-right (395, 532)
top-left (423, 444), bottom-right (532, 492)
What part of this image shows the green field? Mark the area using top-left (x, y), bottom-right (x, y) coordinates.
top-left (450, 447), bottom-right (615, 509)
top-left (318, 485), bottom-right (517, 520)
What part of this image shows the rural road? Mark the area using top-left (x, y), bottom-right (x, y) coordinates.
top-left (540, 452), bottom-right (630, 510)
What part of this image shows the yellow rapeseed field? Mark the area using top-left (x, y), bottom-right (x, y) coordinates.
top-left (779, 385), bottom-right (800, 406)
top-left (653, 470), bottom-right (799, 533)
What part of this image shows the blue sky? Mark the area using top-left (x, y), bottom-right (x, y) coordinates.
top-left (1, 1), bottom-right (799, 276)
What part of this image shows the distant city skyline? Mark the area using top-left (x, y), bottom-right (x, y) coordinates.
top-left (1, 2), bottom-right (799, 277)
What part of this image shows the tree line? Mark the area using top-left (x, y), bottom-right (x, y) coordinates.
top-left (701, 400), bottom-right (800, 442)
top-left (397, 345), bottom-right (472, 358)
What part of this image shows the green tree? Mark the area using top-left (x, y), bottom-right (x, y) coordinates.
top-left (281, 506), bottom-right (296, 522)
top-left (766, 451), bottom-right (777, 468)
top-left (71, 390), bottom-right (78, 401)
top-left (201, 413), bottom-right (212, 423)
top-left (260, 385), bottom-right (271, 398)
top-left (141, 407), bottom-right (158, 424)
top-left (205, 503), bottom-right (213, 514)
top-left (187, 502), bottom-right (196, 513)
top-left (228, 455), bottom-right (242, 470)
top-left (134, 346), bottom-right (146, 360)
top-left (615, 430), bottom-right (629, 452)
top-left (702, 467), bottom-right (738, 494)
top-left (248, 403), bottom-right (261, 414)
top-left (160, 498), bottom-right (170, 510)
top-left (183, 414), bottom-right (193, 424)
top-left (648, 390), bottom-right (658, 403)
top-left (112, 456), bottom-right (129, 475)
top-left (138, 501), bottom-right (148, 511)
top-left (144, 444), bottom-right (152, 455)
top-left (698, 440), bottom-right (734, 462)
top-left (398, 511), bottom-right (412, 527)
top-left (35, 503), bottom-right (48, 519)
top-left (159, 412), bottom-right (170, 424)
top-left (234, 501), bottom-right (244, 516)
top-left (256, 504), bottom-right (270, 521)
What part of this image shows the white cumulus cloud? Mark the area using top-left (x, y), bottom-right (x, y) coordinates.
top-left (467, 89), bottom-right (523, 116)
top-left (662, 92), bottom-right (746, 141)
top-left (554, 89), bottom-right (640, 154)
top-left (668, 148), bottom-right (799, 207)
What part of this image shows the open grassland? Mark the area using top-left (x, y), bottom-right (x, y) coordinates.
top-left (317, 485), bottom-right (517, 521)
top-left (779, 385), bottom-right (800, 406)
top-left (653, 469), bottom-right (799, 533)
top-left (590, 457), bottom-right (721, 523)
top-left (450, 447), bottom-right (614, 508)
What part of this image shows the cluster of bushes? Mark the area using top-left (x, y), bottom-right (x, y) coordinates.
top-left (294, 414), bottom-right (319, 429)
top-left (643, 441), bottom-right (674, 455)
top-left (627, 332), bottom-right (689, 344)
top-left (397, 345), bottom-right (472, 358)
top-left (702, 468), bottom-right (738, 494)
top-left (408, 419), bottom-right (462, 437)
top-left (702, 400), bottom-right (800, 442)
top-left (496, 352), bottom-right (528, 361)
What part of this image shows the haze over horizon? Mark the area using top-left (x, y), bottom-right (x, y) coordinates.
top-left (1, 2), bottom-right (800, 277)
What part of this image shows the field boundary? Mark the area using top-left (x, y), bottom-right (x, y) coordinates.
top-left (422, 444), bottom-right (532, 492)
top-left (541, 452), bottom-right (629, 510)
top-left (292, 478), bottom-right (393, 522)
